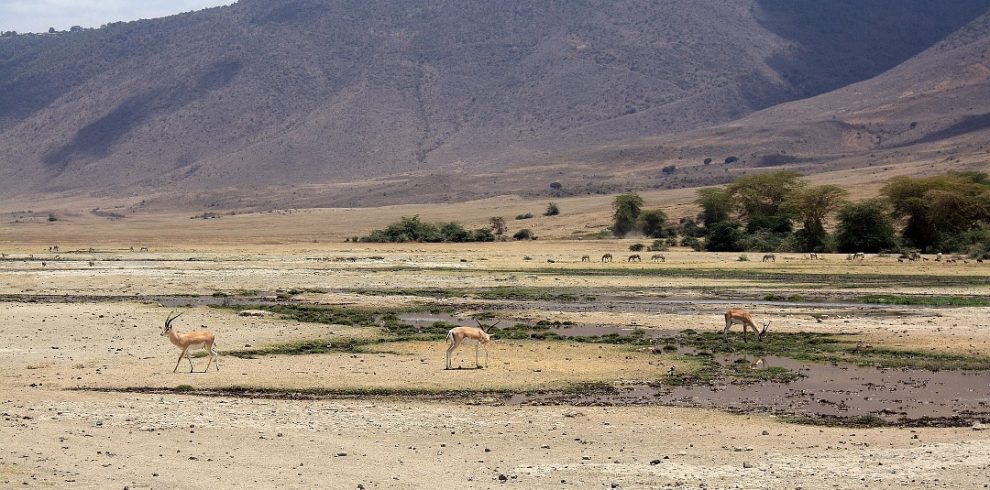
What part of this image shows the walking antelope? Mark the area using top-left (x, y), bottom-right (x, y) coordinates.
top-left (601, 254), bottom-right (613, 263)
top-left (161, 312), bottom-right (219, 373)
top-left (651, 254), bottom-right (666, 262)
top-left (762, 254), bottom-right (776, 263)
top-left (627, 254), bottom-right (641, 262)
top-left (581, 255), bottom-right (591, 262)
top-left (723, 308), bottom-right (771, 342)
top-left (446, 320), bottom-right (498, 370)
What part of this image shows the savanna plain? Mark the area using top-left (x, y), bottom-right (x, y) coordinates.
top-left (2, 225), bottom-right (990, 489)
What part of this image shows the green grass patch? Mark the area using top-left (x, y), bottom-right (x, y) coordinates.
top-left (763, 294), bottom-right (806, 302)
top-left (352, 286), bottom-right (595, 302)
top-left (84, 381), bottom-right (617, 401)
top-left (674, 330), bottom-right (990, 370)
top-left (860, 294), bottom-right (990, 307)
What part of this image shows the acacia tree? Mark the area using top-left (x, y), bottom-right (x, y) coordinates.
top-left (785, 184), bottom-right (848, 252)
top-left (639, 209), bottom-right (668, 238)
top-left (882, 173), bottom-right (990, 251)
top-left (695, 187), bottom-right (735, 227)
top-left (489, 217), bottom-right (507, 239)
top-left (612, 192), bottom-right (644, 236)
top-left (835, 199), bottom-right (898, 253)
top-left (726, 171), bottom-right (805, 231)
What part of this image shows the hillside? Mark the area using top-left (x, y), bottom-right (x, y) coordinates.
top-left (562, 7), bottom-right (990, 199)
top-left (2, 0), bottom-right (989, 209)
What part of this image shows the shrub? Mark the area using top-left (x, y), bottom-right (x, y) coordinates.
top-left (513, 229), bottom-right (534, 240)
top-left (629, 243), bottom-right (645, 252)
top-left (661, 165), bottom-right (677, 175)
top-left (680, 236), bottom-right (703, 251)
top-left (544, 202), bottom-right (560, 216)
top-left (835, 199), bottom-right (898, 253)
top-left (704, 222), bottom-right (743, 252)
top-left (724, 156), bottom-right (738, 164)
top-left (738, 230), bottom-right (786, 252)
top-left (515, 213), bottom-right (534, 220)
top-left (649, 239), bottom-right (668, 252)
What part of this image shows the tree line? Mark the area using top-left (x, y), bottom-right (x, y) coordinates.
top-left (613, 170), bottom-right (990, 257)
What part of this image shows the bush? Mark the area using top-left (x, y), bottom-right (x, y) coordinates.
top-left (680, 236), bottom-right (704, 251)
top-left (703, 158), bottom-right (713, 165)
top-left (835, 200), bottom-right (898, 253)
top-left (639, 209), bottom-right (668, 238)
top-left (649, 239), bottom-right (669, 252)
top-left (360, 215), bottom-right (493, 243)
top-left (544, 202), bottom-right (560, 216)
top-left (738, 230), bottom-right (786, 252)
top-left (704, 222), bottom-right (743, 252)
top-left (724, 156), bottom-right (738, 164)
top-left (629, 243), bottom-right (645, 252)
top-left (513, 229), bottom-right (534, 240)
top-left (515, 213), bottom-right (534, 220)
top-left (661, 165), bottom-right (677, 175)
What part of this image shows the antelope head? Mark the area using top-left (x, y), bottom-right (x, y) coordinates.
top-left (475, 319), bottom-right (501, 333)
top-left (758, 319), bottom-right (771, 341)
top-left (162, 311), bottom-right (184, 336)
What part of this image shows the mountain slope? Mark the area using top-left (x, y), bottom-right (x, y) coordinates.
top-left (1, 0), bottom-right (989, 205)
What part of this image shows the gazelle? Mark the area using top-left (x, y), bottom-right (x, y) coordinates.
top-left (161, 311), bottom-right (219, 373)
top-left (627, 254), bottom-right (641, 262)
top-left (601, 253), bottom-right (613, 263)
top-left (651, 254), bottom-right (666, 262)
top-left (762, 253), bottom-right (776, 262)
top-left (446, 320), bottom-right (498, 370)
top-left (723, 308), bottom-right (770, 343)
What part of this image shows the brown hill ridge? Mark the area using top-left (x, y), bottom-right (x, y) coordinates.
top-left (1, 0), bottom-right (990, 209)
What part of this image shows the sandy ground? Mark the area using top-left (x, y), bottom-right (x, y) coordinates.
top-left (2, 246), bottom-right (990, 488)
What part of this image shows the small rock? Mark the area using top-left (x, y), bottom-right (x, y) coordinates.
top-left (743, 462), bottom-right (753, 469)
top-left (650, 459), bottom-right (662, 465)
top-left (540, 444), bottom-right (550, 449)
top-left (761, 430), bottom-right (769, 436)
top-left (336, 452), bottom-right (347, 457)
top-left (498, 474), bottom-right (508, 481)
top-left (973, 422), bottom-right (988, 431)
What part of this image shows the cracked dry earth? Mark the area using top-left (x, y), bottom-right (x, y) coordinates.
top-left (2, 248), bottom-right (990, 488)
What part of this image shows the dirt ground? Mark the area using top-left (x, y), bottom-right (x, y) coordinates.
top-left (2, 244), bottom-right (990, 488)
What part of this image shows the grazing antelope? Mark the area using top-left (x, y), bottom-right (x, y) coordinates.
top-left (161, 311), bottom-right (219, 373)
top-left (723, 308), bottom-right (771, 343)
top-left (628, 254), bottom-right (641, 262)
top-left (446, 320), bottom-right (497, 370)
top-left (581, 255), bottom-right (591, 262)
top-left (601, 253), bottom-right (613, 263)
top-left (762, 253), bottom-right (776, 263)
top-left (651, 254), bottom-right (666, 262)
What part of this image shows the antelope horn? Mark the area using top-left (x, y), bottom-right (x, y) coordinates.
top-left (165, 311), bottom-right (184, 329)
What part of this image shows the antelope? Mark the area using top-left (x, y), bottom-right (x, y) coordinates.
top-left (446, 320), bottom-right (498, 370)
top-left (723, 308), bottom-right (770, 343)
top-left (581, 255), bottom-right (591, 262)
top-left (628, 254), bottom-right (641, 262)
top-left (651, 254), bottom-right (666, 262)
top-left (762, 253), bottom-right (776, 263)
top-left (601, 253), bottom-right (613, 263)
top-left (161, 311), bottom-right (219, 373)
